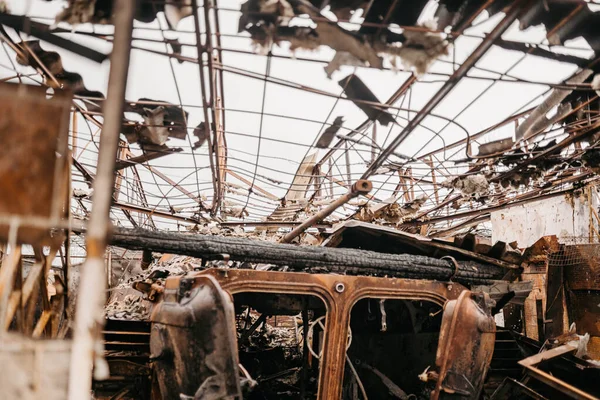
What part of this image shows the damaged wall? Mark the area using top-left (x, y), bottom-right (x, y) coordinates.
top-left (491, 189), bottom-right (597, 247)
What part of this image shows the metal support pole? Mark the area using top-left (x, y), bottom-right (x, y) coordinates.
top-left (280, 180), bottom-right (372, 243)
top-left (191, 0), bottom-right (219, 216)
top-left (68, 1), bottom-right (134, 398)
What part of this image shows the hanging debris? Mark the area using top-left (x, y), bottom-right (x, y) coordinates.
top-left (15, 40), bottom-right (105, 102)
top-left (139, 106), bottom-right (170, 146)
top-left (239, 0), bottom-right (449, 77)
top-left (122, 99), bottom-right (189, 147)
top-left (193, 121), bottom-right (210, 149)
top-left (315, 116), bottom-right (344, 148)
top-left (338, 74), bottom-right (396, 126)
top-left (323, 51), bottom-right (365, 78)
top-left (380, 21), bottom-right (449, 76)
top-left (54, 0), bottom-right (193, 28)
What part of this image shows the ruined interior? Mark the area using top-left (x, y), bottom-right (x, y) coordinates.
top-left (1, 0), bottom-right (600, 399)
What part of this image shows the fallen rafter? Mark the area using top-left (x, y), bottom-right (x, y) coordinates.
top-left (109, 227), bottom-right (509, 285)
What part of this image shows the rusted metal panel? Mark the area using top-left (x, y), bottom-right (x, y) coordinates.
top-left (150, 274), bottom-right (241, 399)
top-left (432, 291), bottom-right (496, 399)
top-left (546, 254), bottom-right (569, 339)
top-left (159, 268), bottom-right (466, 400)
top-left (518, 344), bottom-right (598, 400)
top-left (0, 83), bottom-right (71, 247)
top-left (566, 291), bottom-right (600, 359)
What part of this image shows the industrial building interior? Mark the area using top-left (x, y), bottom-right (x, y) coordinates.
top-left (1, 0), bottom-right (600, 398)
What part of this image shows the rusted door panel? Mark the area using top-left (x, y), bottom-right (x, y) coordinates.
top-left (432, 290), bottom-right (496, 399)
top-left (150, 275), bottom-right (242, 399)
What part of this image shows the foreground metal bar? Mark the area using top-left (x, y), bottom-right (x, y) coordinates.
top-left (191, 0), bottom-right (219, 215)
top-left (363, 0), bottom-right (531, 178)
top-left (280, 179), bottom-right (372, 243)
top-left (68, 1), bottom-right (134, 398)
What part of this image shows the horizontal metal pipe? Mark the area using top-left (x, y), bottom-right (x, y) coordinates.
top-left (280, 180), bottom-right (372, 243)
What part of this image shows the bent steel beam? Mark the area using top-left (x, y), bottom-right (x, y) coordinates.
top-left (363, 0), bottom-right (533, 178)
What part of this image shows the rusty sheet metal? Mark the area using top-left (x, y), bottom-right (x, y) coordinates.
top-left (432, 290), bottom-right (496, 399)
top-left (518, 344), bottom-right (599, 400)
top-left (150, 274), bottom-right (241, 399)
top-left (0, 83), bottom-right (71, 246)
top-left (161, 268), bottom-right (466, 400)
top-left (322, 220), bottom-right (521, 270)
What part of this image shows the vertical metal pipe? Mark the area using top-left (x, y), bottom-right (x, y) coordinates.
top-left (68, 1), bottom-right (134, 398)
top-left (190, 0), bottom-right (219, 216)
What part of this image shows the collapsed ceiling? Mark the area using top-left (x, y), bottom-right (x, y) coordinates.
top-left (2, 0), bottom-right (600, 240)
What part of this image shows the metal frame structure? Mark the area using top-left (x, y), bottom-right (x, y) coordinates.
top-left (0, 0), bottom-right (597, 237)
top-left (164, 268), bottom-right (466, 399)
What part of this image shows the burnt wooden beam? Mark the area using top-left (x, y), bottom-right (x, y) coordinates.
top-left (0, 15), bottom-right (107, 63)
top-left (494, 39), bottom-right (589, 67)
top-left (109, 227), bottom-right (509, 285)
top-left (114, 148), bottom-right (183, 170)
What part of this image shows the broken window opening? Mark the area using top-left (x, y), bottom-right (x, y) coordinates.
top-left (344, 298), bottom-right (443, 400)
top-left (233, 292), bottom-right (327, 399)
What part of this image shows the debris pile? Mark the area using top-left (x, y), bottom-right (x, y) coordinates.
top-left (105, 294), bottom-right (149, 320)
top-left (356, 195), bottom-right (428, 224)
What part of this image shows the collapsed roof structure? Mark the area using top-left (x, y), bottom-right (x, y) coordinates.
top-left (1, 0), bottom-right (600, 399)
top-left (1, 0), bottom-right (600, 237)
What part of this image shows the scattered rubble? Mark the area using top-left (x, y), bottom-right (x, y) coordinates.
top-left (105, 294), bottom-right (149, 321)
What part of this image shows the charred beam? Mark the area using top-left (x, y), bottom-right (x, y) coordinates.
top-left (494, 39), bottom-right (590, 67)
top-left (109, 227), bottom-right (508, 285)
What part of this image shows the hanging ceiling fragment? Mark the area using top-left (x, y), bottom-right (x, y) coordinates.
top-left (48, 0), bottom-right (193, 29)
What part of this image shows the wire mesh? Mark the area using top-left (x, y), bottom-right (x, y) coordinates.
top-left (549, 236), bottom-right (600, 268)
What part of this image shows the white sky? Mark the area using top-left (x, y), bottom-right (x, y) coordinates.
top-left (1, 0), bottom-right (596, 233)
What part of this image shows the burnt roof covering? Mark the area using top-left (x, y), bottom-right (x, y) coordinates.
top-left (322, 220), bottom-right (523, 269)
top-left (3, 0), bottom-right (600, 238)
